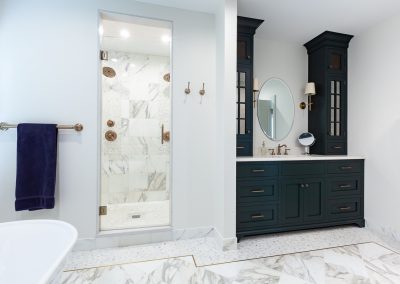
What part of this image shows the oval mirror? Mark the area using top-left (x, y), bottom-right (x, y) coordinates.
top-left (257, 78), bottom-right (295, 141)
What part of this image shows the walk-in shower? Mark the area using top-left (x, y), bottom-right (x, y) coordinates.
top-left (99, 14), bottom-right (171, 231)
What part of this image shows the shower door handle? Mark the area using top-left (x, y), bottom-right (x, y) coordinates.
top-left (161, 124), bottom-right (170, 144)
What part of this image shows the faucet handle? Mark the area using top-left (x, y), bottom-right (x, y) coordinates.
top-left (268, 148), bottom-right (276, 155)
top-left (284, 148), bottom-right (291, 155)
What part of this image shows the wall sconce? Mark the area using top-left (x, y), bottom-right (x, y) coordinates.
top-left (253, 78), bottom-right (260, 108)
top-left (300, 82), bottom-right (316, 111)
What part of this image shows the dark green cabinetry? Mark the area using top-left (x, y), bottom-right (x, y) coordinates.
top-left (236, 159), bottom-right (365, 240)
top-left (236, 17), bottom-right (263, 156)
top-left (304, 32), bottom-right (353, 155)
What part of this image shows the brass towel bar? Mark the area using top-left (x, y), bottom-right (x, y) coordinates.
top-left (0, 122), bottom-right (83, 132)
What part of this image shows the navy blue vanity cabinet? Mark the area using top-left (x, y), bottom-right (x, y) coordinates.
top-left (236, 162), bottom-right (279, 234)
top-left (280, 162), bottom-right (326, 225)
top-left (304, 32), bottom-right (353, 155)
top-left (236, 159), bottom-right (364, 240)
top-left (280, 178), bottom-right (325, 225)
top-left (236, 17), bottom-right (264, 156)
top-left (325, 160), bottom-right (364, 226)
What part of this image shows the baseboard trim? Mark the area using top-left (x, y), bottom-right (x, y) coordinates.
top-left (213, 228), bottom-right (238, 251)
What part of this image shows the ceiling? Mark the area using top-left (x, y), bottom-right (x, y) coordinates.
top-left (135, 0), bottom-right (218, 14)
top-left (101, 19), bottom-right (171, 56)
top-left (129, 0), bottom-right (400, 44)
top-left (238, 0), bottom-right (400, 43)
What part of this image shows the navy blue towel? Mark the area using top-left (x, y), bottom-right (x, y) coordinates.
top-left (15, 124), bottom-right (58, 211)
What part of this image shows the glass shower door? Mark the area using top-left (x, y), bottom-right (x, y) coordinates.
top-left (99, 15), bottom-right (171, 231)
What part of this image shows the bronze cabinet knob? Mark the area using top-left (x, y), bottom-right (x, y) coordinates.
top-left (105, 130), bottom-right (117, 142)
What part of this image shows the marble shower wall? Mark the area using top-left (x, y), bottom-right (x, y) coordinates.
top-left (101, 51), bottom-right (171, 205)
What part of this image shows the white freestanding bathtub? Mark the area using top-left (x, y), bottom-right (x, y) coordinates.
top-left (0, 220), bottom-right (77, 284)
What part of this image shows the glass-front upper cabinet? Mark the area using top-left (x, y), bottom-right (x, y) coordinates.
top-left (236, 68), bottom-right (252, 138)
top-left (328, 77), bottom-right (346, 138)
top-left (305, 31), bottom-right (353, 155)
top-left (236, 66), bottom-right (253, 156)
top-left (236, 16), bottom-right (263, 157)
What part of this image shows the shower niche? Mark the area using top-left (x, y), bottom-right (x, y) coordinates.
top-left (99, 14), bottom-right (172, 231)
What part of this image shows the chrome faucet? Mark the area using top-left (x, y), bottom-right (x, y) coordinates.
top-left (277, 144), bottom-right (287, 155)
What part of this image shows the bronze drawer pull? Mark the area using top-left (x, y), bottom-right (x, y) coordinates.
top-left (252, 169), bottom-right (265, 173)
top-left (236, 146), bottom-right (245, 149)
top-left (251, 214), bottom-right (264, 219)
top-left (333, 146), bottom-right (343, 149)
top-left (251, 189), bottom-right (265, 193)
top-left (339, 184), bottom-right (352, 189)
top-left (341, 166), bottom-right (353, 170)
top-left (339, 206), bottom-right (352, 211)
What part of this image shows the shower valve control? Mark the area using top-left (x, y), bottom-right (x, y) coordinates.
top-left (107, 120), bottom-right (115, 127)
top-left (105, 130), bottom-right (117, 142)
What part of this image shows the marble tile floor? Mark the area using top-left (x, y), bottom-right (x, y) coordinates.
top-left (66, 226), bottom-right (393, 270)
top-left (62, 242), bottom-right (400, 283)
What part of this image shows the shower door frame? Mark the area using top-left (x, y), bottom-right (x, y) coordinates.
top-left (96, 11), bottom-right (174, 235)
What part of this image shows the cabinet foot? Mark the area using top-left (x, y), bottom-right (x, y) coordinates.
top-left (355, 219), bottom-right (365, 228)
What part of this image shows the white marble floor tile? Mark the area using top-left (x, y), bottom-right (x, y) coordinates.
top-left (62, 256), bottom-right (195, 284)
top-left (63, 242), bottom-right (400, 284)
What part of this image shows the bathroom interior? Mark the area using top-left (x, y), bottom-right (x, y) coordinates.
top-left (1, 0), bottom-right (400, 283)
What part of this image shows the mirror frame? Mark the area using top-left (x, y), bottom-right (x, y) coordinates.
top-left (257, 77), bottom-right (295, 141)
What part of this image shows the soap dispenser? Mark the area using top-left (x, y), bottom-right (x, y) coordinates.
top-left (260, 141), bottom-right (268, 156)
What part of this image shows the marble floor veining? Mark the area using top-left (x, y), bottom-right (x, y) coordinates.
top-left (63, 242), bottom-right (400, 283)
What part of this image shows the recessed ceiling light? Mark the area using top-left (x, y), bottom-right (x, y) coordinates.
top-left (120, 29), bottom-right (130, 39)
top-left (161, 35), bottom-right (171, 43)
top-left (111, 58), bottom-right (118, 62)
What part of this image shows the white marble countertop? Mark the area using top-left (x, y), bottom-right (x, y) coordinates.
top-left (237, 155), bottom-right (365, 162)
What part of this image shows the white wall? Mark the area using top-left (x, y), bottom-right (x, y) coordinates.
top-left (215, 0), bottom-right (237, 242)
top-left (348, 13), bottom-right (400, 241)
top-left (253, 38), bottom-right (308, 155)
top-left (0, 0), bottom-right (224, 240)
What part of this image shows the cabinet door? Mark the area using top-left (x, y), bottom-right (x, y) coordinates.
top-left (280, 179), bottom-right (303, 224)
top-left (237, 34), bottom-right (253, 65)
top-left (236, 65), bottom-right (253, 156)
top-left (327, 76), bottom-right (347, 150)
top-left (303, 178), bottom-right (325, 222)
top-left (327, 48), bottom-right (347, 74)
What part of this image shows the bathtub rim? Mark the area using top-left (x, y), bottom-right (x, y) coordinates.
top-left (0, 219), bottom-right (78, 284)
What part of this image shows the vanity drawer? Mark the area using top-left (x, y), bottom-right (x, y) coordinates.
top-left (281, 162), bottom-right (325, 176)
top-left (327, 160), bottom-right (363, 174)
top-left (327, 142), bottom-right (347, 154)
top-left (327, 176), bottom-right (362, 197)
top-left (237, 179), bottom-right (278, 203)
top-left (236, 142), bottom-right (252, 156)
top-left (237, 163), bottom-right (279, 178)
top-left (328, 197), bottom-right (361, 220)
top-left (237, 204), bottom-right (278, 230)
